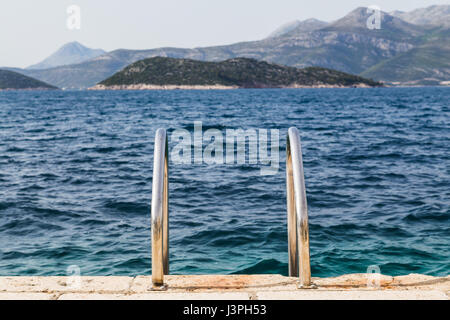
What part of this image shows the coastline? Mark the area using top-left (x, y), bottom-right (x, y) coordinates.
top-left (89, 84), bottom-right (239, 90)
top-left (0, 87), bottom-right (58, 92)
top-left (89, 83), bottom-right (376, 90)
top-left (1, 85), bottom-right (448, 92)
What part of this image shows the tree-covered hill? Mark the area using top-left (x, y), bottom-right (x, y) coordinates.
top-left (97, 57), bottom-right (382, 88)
top-left (0, 70), bottom-right (57, 90)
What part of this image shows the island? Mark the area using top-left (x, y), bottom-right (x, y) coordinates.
top-left (89, 57), bottom-right (383, 90)
top-left (0, 69), bottom-right (58, 91)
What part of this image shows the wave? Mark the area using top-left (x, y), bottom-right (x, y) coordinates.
top-left (232, 259), bottom-right (287, 275)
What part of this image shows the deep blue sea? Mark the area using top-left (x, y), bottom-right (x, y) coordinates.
top-left (0, 87), bottom-right (448, 277)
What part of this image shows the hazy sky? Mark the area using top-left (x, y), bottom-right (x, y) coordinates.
top-left (1, 0), bottom-right (449, 68)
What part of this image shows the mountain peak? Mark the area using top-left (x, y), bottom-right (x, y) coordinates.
top-left (61, 41), bottom-right (84, 49)
top-left (27, 42), bottom-right (106, 70)
top-left (335, 6), bottom-right (382, 23)
top-left (321, 6), bottom-right (426, 40)
top-left (267, 18), bottom-right (328, 38)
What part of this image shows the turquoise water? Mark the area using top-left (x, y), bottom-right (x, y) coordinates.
top-left (0, 87), bottom-right (448, 277)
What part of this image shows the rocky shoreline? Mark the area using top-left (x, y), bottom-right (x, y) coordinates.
top-left (0, 87), bottom-right (58, 91)
top-left (89, 83), bottom-right (375, 90)
top-left (89, 84), bottom-right (238, 90)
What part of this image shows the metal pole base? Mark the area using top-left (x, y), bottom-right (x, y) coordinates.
top-left (150, 283), bottom-right (168, 291)
top-left (297, 282), bottom-right (318, 289)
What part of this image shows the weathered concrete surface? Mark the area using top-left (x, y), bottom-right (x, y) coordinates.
top-left (0, 274), bottom-right (448, 300)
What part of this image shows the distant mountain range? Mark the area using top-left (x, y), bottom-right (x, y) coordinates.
top-left (92, 57), bottom-right (381, 89)
top-left (6, 5), bottom-right (450, 89)
top-left (390, 5), bottom-right (450, 27)
top-left (0, 70), bottom-right (57, 90)
top-left (27, 42), bottom-right (105, 70)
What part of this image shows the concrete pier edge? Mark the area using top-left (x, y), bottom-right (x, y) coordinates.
top-left (0, 274), bottom-right (448, 300)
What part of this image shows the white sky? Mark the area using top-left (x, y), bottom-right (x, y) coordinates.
top-left (1, 0), bottom-right (449, 68)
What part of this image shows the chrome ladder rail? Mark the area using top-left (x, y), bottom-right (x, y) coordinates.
top-left (150, 127), bottom-right (312, 289)
top-left (151, 129), bottom-right (169, 288)
top-left (286, 127), bottom-right (312, 288)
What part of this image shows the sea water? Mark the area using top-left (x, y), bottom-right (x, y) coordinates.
top-left (0, 87), bottom-right (448, 276)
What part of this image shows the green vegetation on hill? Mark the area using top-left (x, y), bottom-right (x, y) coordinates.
top-left (99, 57), bottom-right (382, 88)
top-left (0, 70), bottom-right (57, 90)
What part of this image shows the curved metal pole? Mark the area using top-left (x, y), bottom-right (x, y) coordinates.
top-left (286, 127), bottom-right (312, 287)
top-left (151, 128), bottom-right (169, 288)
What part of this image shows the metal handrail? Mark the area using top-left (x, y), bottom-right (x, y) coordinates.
top-left (150, 127), bottom-right (311, 288)
top-left (286, 127), bottom-right (312, 287)
top-left (151, 128), bottom-right (169, 288)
